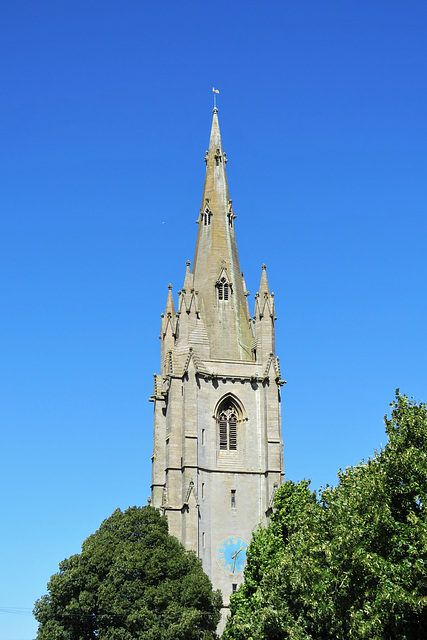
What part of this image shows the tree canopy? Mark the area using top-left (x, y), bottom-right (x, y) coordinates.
top-left (34, 506), bottom-right (222, 640)
top-left (223, 392), bottom-right (427, 640)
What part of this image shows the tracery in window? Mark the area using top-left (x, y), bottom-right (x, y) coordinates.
top-left (216, 267), bottom-right (232, 302)
top-left (219, 409), bottom-right (236, 449)
top-left (218, 277), bottom-right (229, 301)
top-left (216, 395), bottom-right (245, 452)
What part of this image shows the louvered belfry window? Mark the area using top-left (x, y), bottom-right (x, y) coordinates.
top-left (219, 407), bottom-right (237, 450)
top-left (229, 413), bottom-right (237, 449)
top-left (219, 413), bottom-right (228, 449)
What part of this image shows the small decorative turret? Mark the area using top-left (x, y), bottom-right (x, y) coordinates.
top-left (254, 265), bottom-right (276, 364)
top-left (183, 260), bottom-right (192, 289)
top-left (160, 284), bottom-right (177, 374)
top-left (177, 261), bottom-right (200, 346)
top-left (259, 263), bottom-right (270, 297)
top-left (165, 283), bottom-right (175, 315)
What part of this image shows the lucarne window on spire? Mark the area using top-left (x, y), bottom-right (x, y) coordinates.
top-left (218, 278), bottom-right (229, 301)
top-left (203, 207), bottom-right (211, 226)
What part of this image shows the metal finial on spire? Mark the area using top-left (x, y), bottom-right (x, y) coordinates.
top-left (212, 87), bottom-right (219, 109)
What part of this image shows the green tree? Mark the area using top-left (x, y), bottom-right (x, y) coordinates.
top-left (34, 506), bottom-right (222, 639)
top-left (223, 392), bottom-right (427, 639)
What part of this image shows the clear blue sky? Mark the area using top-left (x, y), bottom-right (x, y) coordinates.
top-left (1, 1), bottom-right (426, 638)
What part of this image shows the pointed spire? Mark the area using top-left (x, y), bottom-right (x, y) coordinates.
top-left (255, 265), bottom-right (275, 319)
top-left (254, 264), bottom-right (276, 363)
top-left (208, 108), bottom-right (223, 158)
top-left (259, 264), bottom-right (270, 297)
top-left (160, 284), bottom-right (176, 375)
top-left (160, 284), bottom-right (176, 339)
top-left (178, 261), bottom-right (197, 315)
top-left (192, 108), bottom-right (253, 361)
top-left (164, 283), bottom-right (175, 317)
top-left (182, 261), bottom-right (193, 293)
top-left (197, 108), bottom-right (230, 222)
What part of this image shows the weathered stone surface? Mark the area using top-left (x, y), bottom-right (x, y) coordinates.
top-left (151, 108), bottom-right (284, 630)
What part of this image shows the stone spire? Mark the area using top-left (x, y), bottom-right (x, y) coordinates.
top-left (192, 109), bottom-right (253, 361)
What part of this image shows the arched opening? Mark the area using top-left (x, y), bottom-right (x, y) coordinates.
top-left (215, 395), bottom-right (245, 452)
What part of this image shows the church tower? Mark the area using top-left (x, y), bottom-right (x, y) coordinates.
top-left (151, 107), bottom-right (284, 618)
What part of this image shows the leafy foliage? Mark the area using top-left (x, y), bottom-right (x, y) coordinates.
top-left (223, 392), bottom-right (427, 639)
top-left (34, 506), bottom-right (222, 639)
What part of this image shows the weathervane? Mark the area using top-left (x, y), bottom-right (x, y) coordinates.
top-left (212, 87), bottom-right (219, 109)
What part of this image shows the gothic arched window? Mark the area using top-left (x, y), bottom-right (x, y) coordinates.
top-left (216, 395), bottom-right (245, 452)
